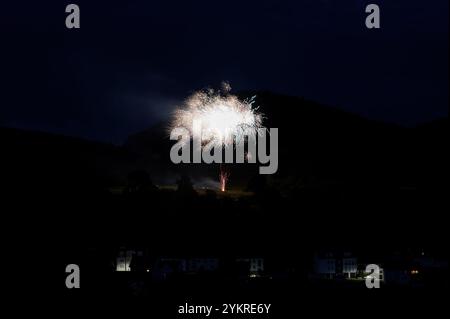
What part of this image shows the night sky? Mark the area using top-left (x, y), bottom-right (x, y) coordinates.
top-left (1, 0), bottom-right (448, 144)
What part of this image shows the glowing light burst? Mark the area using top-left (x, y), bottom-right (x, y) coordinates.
top-left (170, 84), bottom-right (264, 192)
top-left (170, 86), bottom-right (263, 147)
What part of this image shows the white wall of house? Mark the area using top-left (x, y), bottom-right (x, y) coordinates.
top-left (116, 250), bottom-right (142, 271)
top-left (343, 257), bottom-right (357, 277)
top-left (116, 250), bottom-right (134, 271)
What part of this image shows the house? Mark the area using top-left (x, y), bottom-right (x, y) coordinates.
top-left (342, 252), bottom-right (358, 279)
top-left (116, 248), bottom-right (144, 272)
top-left (313, 252), bottom-right (336, 279)
top-left (114, 248), bottom-right (266, 280)
top-left (184, 258), bottom-right (219, 272)
top-left (314, 251), bottom-right (357, 279)
top-left (236, 257), bottom-right (265, 276)
top-left (148, 257), bottom-right (220, 280)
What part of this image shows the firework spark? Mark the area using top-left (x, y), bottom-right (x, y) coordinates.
top-left (170, 84), bottom-right (263, 147)
top-left (170, 83), bottom-right (264, 192)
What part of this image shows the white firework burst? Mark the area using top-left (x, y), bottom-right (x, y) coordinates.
top-left (170, 84), bottom-right (263, 147)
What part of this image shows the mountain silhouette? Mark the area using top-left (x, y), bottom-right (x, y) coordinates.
top-left (2, 92), bottom-right (447, 193)
top-left (122, 91), bottom-right (448, 192)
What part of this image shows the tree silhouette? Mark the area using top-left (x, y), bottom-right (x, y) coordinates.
top-left (123, 169), bottom-right (157, 194)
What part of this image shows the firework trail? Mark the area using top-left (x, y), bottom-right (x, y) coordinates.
top-left (219, 163), bottom-right (231, 192)
top-left (170, 83), bottom-right (263, 191)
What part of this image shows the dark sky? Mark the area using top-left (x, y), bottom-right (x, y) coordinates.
top-left (1, 0), bottom-right (448, 144)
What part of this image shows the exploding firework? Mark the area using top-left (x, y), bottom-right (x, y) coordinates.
top-left (170, 83), bottom-right (263, 191)
top-left (170, 83), bottom-right (263, 147)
